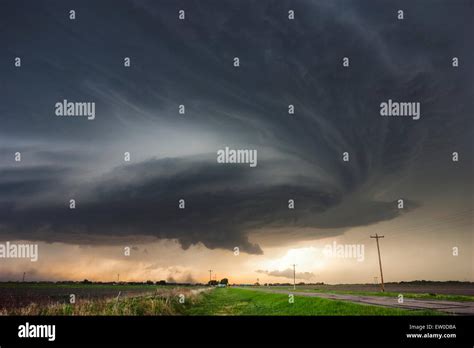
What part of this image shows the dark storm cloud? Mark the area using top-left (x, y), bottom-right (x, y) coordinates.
top-left (0, 165), bottom-right (73, 200)
top-left (0, 0), bottom-right (472, 253)
top-left (0, 155), bottom-right (419, 254)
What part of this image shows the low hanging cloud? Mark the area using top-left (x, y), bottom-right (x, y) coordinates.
top-left (256, 269), bottom-right (315, 281)
top-left (0, 154), bottom-right (421, 255)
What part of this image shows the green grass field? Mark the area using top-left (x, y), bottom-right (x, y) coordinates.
top-left (265, 286), bottom-right (474, 302)
top-left (184, 288), bottom-right (441, 315)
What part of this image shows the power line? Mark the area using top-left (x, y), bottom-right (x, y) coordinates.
top-left (370, 233), bottom-right (385, 292)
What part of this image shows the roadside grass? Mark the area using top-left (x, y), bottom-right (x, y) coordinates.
top-left (184, 288), bottom-right (441, 316)
top-left (265, 286), bottom-right (474, 302)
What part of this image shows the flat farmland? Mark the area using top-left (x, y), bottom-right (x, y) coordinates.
top-left (1, 283), bottom-right (471, 315)
top-left (265, 282), bottom-right (474, 299)
top-left (0, 283), bottom-right (156, 309)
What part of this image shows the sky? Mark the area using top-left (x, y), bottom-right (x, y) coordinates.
top-left (0, 0), bottom-right (472, 284)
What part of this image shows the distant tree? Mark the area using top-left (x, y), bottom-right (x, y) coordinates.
top-left (82, 279), bottom-right (91, 284)
top-left (146, 280), bottom-right (154, 285)
top-left (208, 280), bottom-right (218, 286)
top-left (157, 280), bottom-right (167, 285)
top-left (220, 278), bottom-right (229, 285)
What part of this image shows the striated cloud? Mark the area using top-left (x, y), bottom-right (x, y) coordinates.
top-left (0, 0), bottom-right (471, 255)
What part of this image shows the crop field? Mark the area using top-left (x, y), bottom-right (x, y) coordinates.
top-left (269, 282), bottom-right (474, 296)
top-left (261, 285), bottom-right (474, 302)
top-left (0, 283), bottom-right (200, 315)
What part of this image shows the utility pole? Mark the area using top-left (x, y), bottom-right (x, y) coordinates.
top-left (208, 269), bottom-right (212, 283)
top-left (117, 273), bottom-right (120, 283)
top-left (370, 234), bottom-right (385, 292)
top-left (22, 272), bottom-right (26, 282)
top-left (292, 264), bottom-right (296, 290)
